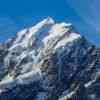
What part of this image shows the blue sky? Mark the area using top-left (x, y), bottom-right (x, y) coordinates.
top-left (0, 0), bottom-right (100, 46)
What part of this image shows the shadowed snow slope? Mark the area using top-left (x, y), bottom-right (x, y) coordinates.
top-left (0, 17), bottom-right (100, 100)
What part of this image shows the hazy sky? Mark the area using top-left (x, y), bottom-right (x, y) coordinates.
top-left (0, 0), bottom-right (99, 46)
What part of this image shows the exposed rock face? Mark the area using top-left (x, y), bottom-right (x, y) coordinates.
top-left (0, 17), bottom-right (100, 100)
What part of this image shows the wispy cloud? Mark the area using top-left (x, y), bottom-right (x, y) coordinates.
top-left (66, 0), bottom-right (100, 32)
top-left (66, 0), bottom-right (100, 46)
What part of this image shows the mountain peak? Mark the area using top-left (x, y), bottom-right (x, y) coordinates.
top-left (44, 16), bottom-right (55, 24)
top-left (9, 17), bottom-right (80, 51)
top-left (0, 18), bottom-right (100, 100)
top-left (32, 17), bottom-right (55, 29)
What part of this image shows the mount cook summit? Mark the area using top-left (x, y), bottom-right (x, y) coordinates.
top-left (0, 17), bottom-right (100, 100)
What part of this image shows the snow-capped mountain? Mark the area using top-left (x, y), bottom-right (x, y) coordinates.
top-left (0, 17), bottom-right (100, 100)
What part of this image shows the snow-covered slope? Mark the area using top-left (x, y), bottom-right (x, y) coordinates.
top-left (0, 17), bottom-right (100, 100)
top-left (3, 17), bottom-right (81, 79)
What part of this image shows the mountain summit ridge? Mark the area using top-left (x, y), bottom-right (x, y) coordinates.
top-left (0, 17), bottom-right (100, 100)
top-left (9, 17), bottom-right (80, 50)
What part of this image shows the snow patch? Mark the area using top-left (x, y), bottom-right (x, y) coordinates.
top-left (54, 33), bottom-right (81, 49)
